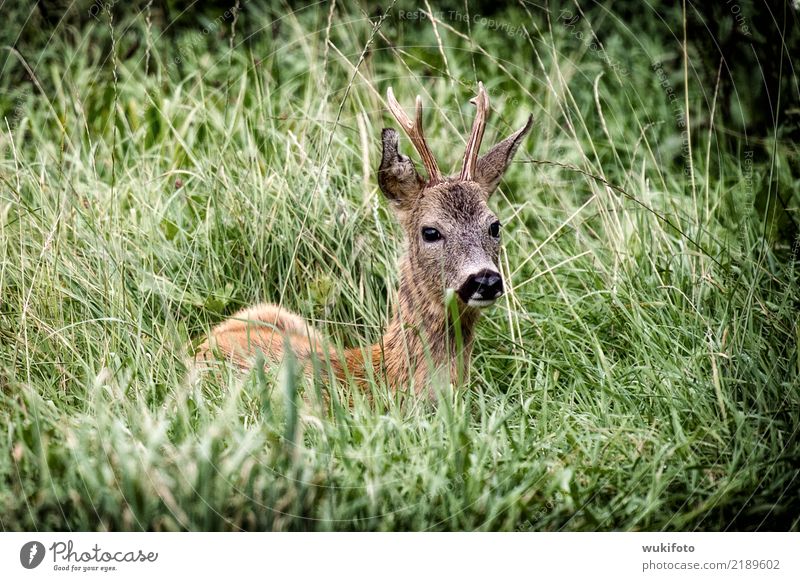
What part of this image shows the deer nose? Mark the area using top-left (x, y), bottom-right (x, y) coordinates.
top-left (458, 269), bottom-right (504, 307)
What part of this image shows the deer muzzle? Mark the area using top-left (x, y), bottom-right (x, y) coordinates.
top-left (458, 269), bottom-right (504, 307)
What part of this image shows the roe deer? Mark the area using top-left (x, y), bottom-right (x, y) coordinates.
top-left (196, 82), bottom-right (532, 397)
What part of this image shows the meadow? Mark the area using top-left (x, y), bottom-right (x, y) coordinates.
top-left (1, 1), bottom-right (798, 531)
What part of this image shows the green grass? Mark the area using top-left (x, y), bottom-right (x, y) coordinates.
top-left (1, 1), bottom-right (798, 531)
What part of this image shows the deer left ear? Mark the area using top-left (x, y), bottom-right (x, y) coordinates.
top-left (378, 128), bottom-right (425, 208)
top-left (473, 115), bottom-right (533, 197)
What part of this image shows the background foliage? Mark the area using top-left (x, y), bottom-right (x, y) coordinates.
top-left (1, 0), bottom-right (798, 530)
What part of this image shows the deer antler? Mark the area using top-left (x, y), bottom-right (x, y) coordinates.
top-left (386, 87), bottom-right (442, 185)
top-left (460, 82), bottom-right (490, 181)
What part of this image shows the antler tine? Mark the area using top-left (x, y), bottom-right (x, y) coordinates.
top-left (460, 81), bottom-right (491, 181)
top-left (386, 87), bottom-right (442, 184)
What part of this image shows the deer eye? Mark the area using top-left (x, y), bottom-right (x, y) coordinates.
top-left (421, 227), bottom-right (442, 243)
top-left (489, 221), bottom-right (501, 238)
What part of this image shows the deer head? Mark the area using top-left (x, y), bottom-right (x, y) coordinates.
top-left (378, 83), bottom-right (533, 310)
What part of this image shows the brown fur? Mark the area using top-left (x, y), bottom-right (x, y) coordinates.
top-left (195, 90), bottom-right (533, 398)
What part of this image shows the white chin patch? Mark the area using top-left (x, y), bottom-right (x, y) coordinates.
top-left (467, 298), bottom-right (496, 308)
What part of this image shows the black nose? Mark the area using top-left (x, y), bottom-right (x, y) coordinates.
top-left (457, 269), bottom-right (504, 305)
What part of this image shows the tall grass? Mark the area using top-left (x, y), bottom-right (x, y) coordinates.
top-left (1, 2), bottom-right (798, 530)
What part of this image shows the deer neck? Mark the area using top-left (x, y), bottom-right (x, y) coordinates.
top-left (374, 257), bottom-right (481, 392)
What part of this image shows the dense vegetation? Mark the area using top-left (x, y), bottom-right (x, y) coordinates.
top-left (1, 1), bottom-right (798, 530)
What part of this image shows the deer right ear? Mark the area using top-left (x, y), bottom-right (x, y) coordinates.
top-left (378, 128), bottom-right (424, 207)
top-left (473, 115), bottom-right (534, 197)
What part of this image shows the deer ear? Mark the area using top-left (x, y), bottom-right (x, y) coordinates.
top-left (473, 115), bottom-right (533, 197)
top-left (378, 128), bottom-right (424, 207)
